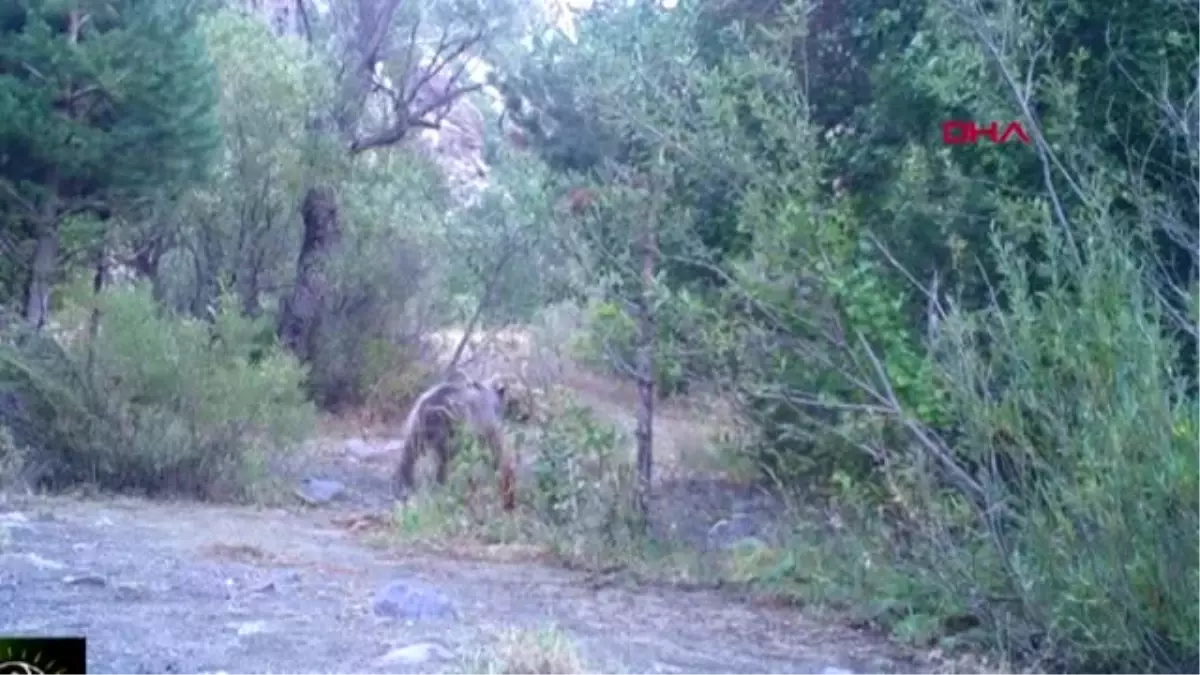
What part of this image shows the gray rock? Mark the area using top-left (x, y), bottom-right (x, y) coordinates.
top-left (0, 552), bottom-right (66, 571)
top-left (295, 478), bottom-right (346, 505)
top-left (252, 570), bottom-right (302, 594)
top-left (114, 581), bottom-right (151, 601)
top-left (344, 438), bottom-right (383, 460)
top-left (62, 573), bottom-right (107, 587)
top-left (372, 580), bottom-right (457, 621)
top-left (706, 514), bottom-right (761, 550)
top-left (231, 620), bottom-right (270, 636)
top-left (375, 642), bottom-right (452, 665)
top-left (820, 667), bottom-right (855, 675)
top-left (0, 511), bottom-right (31, 527)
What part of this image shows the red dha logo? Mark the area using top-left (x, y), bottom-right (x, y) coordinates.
top-left (942, 120), bottom-right (1031, 145)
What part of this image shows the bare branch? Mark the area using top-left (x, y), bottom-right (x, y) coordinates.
top-left (951, 0), bottom-right (1091, 234)
top-left (294, 0), bottom-right (314, 44)
top-left (356, 0), bottom-right (405, 76)
top-left (347, 17), bottom-right (486, 155)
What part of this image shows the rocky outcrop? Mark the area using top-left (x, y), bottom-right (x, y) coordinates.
top-left (410, 71), bottom-right (491, 205)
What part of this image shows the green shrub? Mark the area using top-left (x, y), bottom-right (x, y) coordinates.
top-left (526, 397), bottom-right (644, 558)
top-left (305, 227), bottom-right (430, 410)
top-left (0, 420), bottom-right (32, 491)
top-left (0, 285), bottom-right (315, 499)
top-left (853, 206), bottom-right (1200, 671)
top-left (573, 299), bottom-right (690, 398)
top-left (460, 625), bottom-right (588, 675)
top-left (724, 196), bottom-right (929, 490)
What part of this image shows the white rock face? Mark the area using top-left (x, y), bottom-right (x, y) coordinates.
top-left (411, 70), bottom-right (490, 204)
top-left (245, 0), bottom-right (305, 37)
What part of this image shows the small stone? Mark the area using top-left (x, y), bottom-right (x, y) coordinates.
top-left (375, 642), bottom-right (451, 665)
top-left (706, 514), bottom-right (760, 550)
top-left (231, 620), bottom-right (269, 636)
top-left (344, 438), bottom-right (387, 460)
top-left (62, 573), bottom-right (107, 587)
top-left (252, 571), bottom-right (301, 593)
top-left (821, 667), bottom-right (855, 675)
top-left (114, 581), bottom-right (150, 601)
top-left (294, 478), bottom-right (346, 506)
top-left (372, 580), bottom-right (457, 621)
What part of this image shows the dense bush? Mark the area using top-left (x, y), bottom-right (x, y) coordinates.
top-left (306, 228), bottom-right (434, 410)
top-left (0, 285), bottom-right (314, 499)
top-left (498, 1), bottom-right (1198, 668)
top-left (527, 398), bottom-right (642, 549)
top-left (747, 201), bottom-right (1199, 671)
top-left (906, 208), bottom-right (1200, 670)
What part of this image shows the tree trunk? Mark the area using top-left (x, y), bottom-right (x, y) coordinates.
top-left (190, 217), bottom-right (227, 319)
top-left (23, 167), bottom-right (62, 330)
top-left (633, 226), bottom-right (658, 518)
top-left (278, 185), bottom-right (342, 362)
top-left (131, 240), bottom-right (165, 304)
top-left (23, 225), bottom-right (59, 331)
top-left (239, 255), bottom-right (264, 317)
top-left (85, 246), bottom-right (107, 380)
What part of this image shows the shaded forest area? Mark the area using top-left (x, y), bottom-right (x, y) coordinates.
top-left (0, 0), bottom-right (1196, 671)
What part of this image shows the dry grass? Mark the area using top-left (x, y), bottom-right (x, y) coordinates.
top-left (462, 625), bottom-right (589, 674)
top-left (202, 542), bottom-right (275, 563)
top-left (925, 651), bottom-right (1011, 674)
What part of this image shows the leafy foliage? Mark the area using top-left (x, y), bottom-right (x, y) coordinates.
top-left (149, 10), bottom-right (331, 315)
top-left (492, 0), bottom-right (1197, 669)
top-left (0, 0), bottom-right (220, 198)
top-left (0, 285), bottom-right (314, 498)
top-left (0, 0), bottom-right (1194, 668)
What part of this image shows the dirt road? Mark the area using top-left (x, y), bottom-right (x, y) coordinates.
top-left (0, 492), bottom-right (921, 674)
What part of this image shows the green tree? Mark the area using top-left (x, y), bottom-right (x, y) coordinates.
top-left (133, 9), bottom-right (332, 317)
top-left (275, 0), bottom-right (525, 376)
top-left (0, 0), bottom-right (220, 326)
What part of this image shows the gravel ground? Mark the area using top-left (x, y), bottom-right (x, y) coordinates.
top-left (0, 487), bottom-right (922, 674)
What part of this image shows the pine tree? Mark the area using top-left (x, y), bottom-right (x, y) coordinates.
top-left (0, 0), bottom-right (220, 324)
